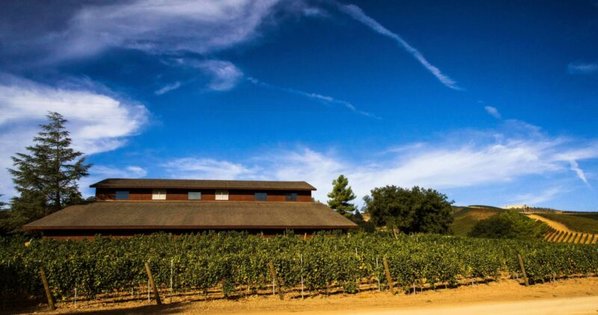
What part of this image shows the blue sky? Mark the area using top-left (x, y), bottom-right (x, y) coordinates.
top-left (1, 0), bottom-right (598, 210)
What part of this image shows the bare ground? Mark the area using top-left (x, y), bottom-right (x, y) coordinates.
top-left (18, 277), bottom-right (597, 315)
top-left (527, 214), bottom-right (574, 233)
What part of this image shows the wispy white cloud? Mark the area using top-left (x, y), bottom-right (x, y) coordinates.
top-left (339, 3), bottom-right (460, 90)
top-left (302, 7), bottom-right (329, 17)
top-left (160, 123), bottom-right (598, 205)
top-left (48, 0), bottom-right (280, 61)
top-left (166, 58), bottom-right (244, 92)
top-left (484, 106), bottom-right (501, 119)
top-left (248, 77), bottom-right (380, 118)
top-left (154, 82), bottom-right (182, 95)
top-left (568, 160), bottom-right (589, 186)
top-left (89, 165), bottom-right (148, 179)
top-left (512, 187), bottom-right (564, 206)
top-left (162, 158), bottom-right (259, 180)
top-left (197, 60), bottom-right (244, 91)
top-left (567, 62), bottom-right (598, 75)
top-left (0, 74), bottom-right (148, 198)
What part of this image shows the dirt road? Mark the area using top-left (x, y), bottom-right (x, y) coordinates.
top-left (182, 277), bottom-right (598, 315)
top-left (270, 296), bottom-right (598, 315)
top-left (527, 214), bottom-right (574, 233)
top-left (44, 277), bottom-right (597, 314)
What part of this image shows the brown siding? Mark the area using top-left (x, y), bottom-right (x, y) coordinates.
top-left (129, 189), bottom-right (152, 200)
top-left (228, 190), bottom-right (255, 201)
top-left (96, 188), bottom-right (311, 202)
top-left (164, 189), bottom-right (215, 201)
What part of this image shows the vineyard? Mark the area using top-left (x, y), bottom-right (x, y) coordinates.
top-left (1, 232), bottom-right (597, 308)
top-left (544, 229), bottom-right (598, 244)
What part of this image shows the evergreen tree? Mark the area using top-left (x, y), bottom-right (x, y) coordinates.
top-left (9, 112), bottom-right (91, 226)
top-left (0, 195), bottom-right (6, 211)
top-left (327, 175), bottom-right (357, 219)
top-left (0, 195), bottom-right (10, 235)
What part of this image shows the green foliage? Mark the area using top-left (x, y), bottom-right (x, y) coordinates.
top-left (451, 206), bottom-right (504, 236)
top-left (364, 186), bottom-right (453, 234)
top-left (469, 210), bottom-right (549, 240)
top-left (327, 175), bottom-right (357, 219)
top-left (1, 232), bottom-right (595, 304)
top-left (8, 112), bottom-right (91, 228)
top-left (0, 195), bottom-right (8, 233)
top-left (537, 212), bottom-right (598, 234)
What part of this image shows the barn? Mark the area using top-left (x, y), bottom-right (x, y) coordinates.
top-left (23, 178), bottom-right (357, 238)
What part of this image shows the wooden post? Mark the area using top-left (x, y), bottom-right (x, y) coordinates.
top-left (268, 261), bottom-right (284, 300)
top-left (517, 254), bottom-right (529, 286)
top-left (375, 257), bottom-right (381, 291)
top-left (39, 267), bottom-right (55, 311)
top-left (300, 254), bottom-right (304, 300)
top-left (169, 258), bottom-right (174, 303)
top-left (382, 257), bottom-right (395, 295)
top-left (145, 262), bottom-right (162, 305)
top-left (268, 261), bottom-right (276, 296)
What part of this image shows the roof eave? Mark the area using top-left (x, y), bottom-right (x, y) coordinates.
top-left (24, 224), bottom-right (358, 231)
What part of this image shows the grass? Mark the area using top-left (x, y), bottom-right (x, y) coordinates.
top-left (451, 206), bottom-right (504, 236)
top-left (536, 212), bottom-right (598, 234)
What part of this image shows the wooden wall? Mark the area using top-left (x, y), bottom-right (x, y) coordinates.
top-left (95, 188), bottom-right (312, 202)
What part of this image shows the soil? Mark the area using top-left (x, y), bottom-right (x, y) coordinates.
top-left (527, 214), bottom-right (574, 233)
top-left (16, 277), bottom-right (598, 315)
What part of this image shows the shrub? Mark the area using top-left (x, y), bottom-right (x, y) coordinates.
top-left (468, 210), bottom-right (548, 240)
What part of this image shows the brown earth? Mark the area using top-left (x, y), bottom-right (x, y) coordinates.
top-left (527, 214), bottom-right (574, 233)
top-left (18, 277), bottom-right (597, 315)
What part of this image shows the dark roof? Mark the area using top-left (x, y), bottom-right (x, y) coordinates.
top-left (90, 178), bottom-right (316, 191)
top-left (23, 201), bottom-right (357, 231)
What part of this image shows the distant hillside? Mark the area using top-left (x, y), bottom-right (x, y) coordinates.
top-left (450, 205), bottom-right (598, 241)
top-left (451, 205), bottom-right (504, 236)
top-left (535, 212), bottom-right (598, 234)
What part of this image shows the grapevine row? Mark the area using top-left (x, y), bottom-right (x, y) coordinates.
top-left (0, 232), bottom-right (596, 304)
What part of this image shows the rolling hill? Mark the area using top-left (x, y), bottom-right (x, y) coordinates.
top-left (451, 205), bottom-right (598, 244)
top-left (451, 205), bottom-right (505, 236)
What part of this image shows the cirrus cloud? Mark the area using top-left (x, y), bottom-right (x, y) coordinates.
top-left (160, 122), bottom-right (598, 207)
top-left (41, 0), bottom-right (280, 62)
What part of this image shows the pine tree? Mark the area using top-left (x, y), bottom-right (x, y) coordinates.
top-left (9, 112), bottom-right (91, 226)
top-left (327, 175), bottom-right (357, 219)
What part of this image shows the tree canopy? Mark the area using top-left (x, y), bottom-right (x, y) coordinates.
top-left (8, 112), bottom-right (90, 229)
top-left (364, 185), bottom-right (453, 234)
top-left (468, 210), bottom-right (549, 240)
top-left (327, 175), bottom-right (357, 219)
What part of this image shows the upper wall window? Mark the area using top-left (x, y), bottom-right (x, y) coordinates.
top-left (255, 192), bottom-right (267, 201)
top-left (215, 190), bottom-right (229, 201)
top-left (115, 191), bottom-right (129, 200)
top-left (188, 192), bottom-right (202, 200)
top-left (152, 189), bottom-right (166, 200)
top-left (286, 192), bottom-right (298, 201)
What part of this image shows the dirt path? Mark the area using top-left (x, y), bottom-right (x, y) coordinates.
top-left (527, 214), bottom-right (574, 233)
top-left (190, 278), bottom-right (597, 315)
top-left (326, 296), bottom-right (598, 315)
top-left (47, 277), bottom-right (598, 315)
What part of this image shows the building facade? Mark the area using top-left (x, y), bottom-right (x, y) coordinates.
top-left (24, 178), bottom-right (357, 238)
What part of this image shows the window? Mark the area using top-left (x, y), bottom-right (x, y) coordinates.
top-left (286, 192), bottom-right (298, 201)
top-left (215, 190), bottom-right (229, 201)
top-left (255, 192), bottom-right (267, 201)
top-left (152, 189), bottom-right (166, 200)
top-left (188, 191), bottom-right (202, 200)
top-left (115, 191), bottom-right (129, 200)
